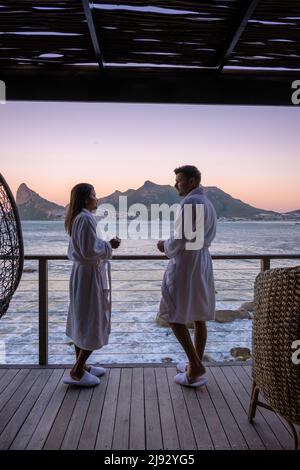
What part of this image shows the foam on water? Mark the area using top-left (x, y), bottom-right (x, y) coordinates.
top-left (0, 220), bottom-right (299, 364)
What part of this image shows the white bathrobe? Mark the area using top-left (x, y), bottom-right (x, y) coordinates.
top-left (66, 208), bottom-right (112, 351)
top-left (159, 187), bottom-right (217, 324)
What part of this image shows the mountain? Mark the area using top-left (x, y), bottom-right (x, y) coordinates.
top-left (99, 180), bottom-right (279, 219)
top-left (284, 209), bottom-right (300, 216)
top-left (204, 186), bottom-right (278, 219)
top-left (16, 183), bottom-right (65, 220)
top-left (16, 180), bottom-right (283, 220)
top-left (99, 180), bottom-right (180, 208)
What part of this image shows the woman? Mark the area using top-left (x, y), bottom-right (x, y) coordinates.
top-left (63, 183), bottom-right (120, 387)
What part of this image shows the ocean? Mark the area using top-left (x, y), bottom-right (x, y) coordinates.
top-left (0, 220), bottom-right (299, 364)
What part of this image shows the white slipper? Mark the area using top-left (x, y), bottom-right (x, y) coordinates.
top-left (89, 366), bottom-right (106, 377)
top-left (176, 362), bottom-right (188, 373)
top-left (174, 372), bottom-right (208, 388)
top-left (63, 371), bottom-right (100, 387)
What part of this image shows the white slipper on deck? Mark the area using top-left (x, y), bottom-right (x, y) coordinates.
top-left (63, 371), bottom-right (100, 387)
top-left (174, 372), bottom-right (208, 388)
top-left (89, 366), bottom-right (106, 377)
top-left (176, 362), bottom-right (188, 373)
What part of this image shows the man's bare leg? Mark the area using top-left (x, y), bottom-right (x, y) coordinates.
top-left (170, 322), bottom-right (205, 382)
top-left (194, 321), bottom-right (207, 373)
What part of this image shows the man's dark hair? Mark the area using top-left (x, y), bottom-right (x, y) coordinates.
top-left (174, 165), bottom-right (201, 185)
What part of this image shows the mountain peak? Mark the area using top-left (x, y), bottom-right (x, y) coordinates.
top-left (143, 180), bottom-right (156, 188)
top-left (19, 183), bottom-right (30, 190)
top-left (16, 183), bottom-right (35, 205)
top-left (16, 182), bottom-right (65, 220)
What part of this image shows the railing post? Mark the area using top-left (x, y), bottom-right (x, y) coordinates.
top-left (260, 257), bottom-right (271, 272)
top-left (38, 258), bottom-right (48, 365)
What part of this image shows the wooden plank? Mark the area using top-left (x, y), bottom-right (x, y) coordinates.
top-left (205, 368), bottom-right (248, 450)
top-left (243, 365), bottom-right (252, 378)
top-left (144, 367), bottom-right (163, 450)
top-left (0, 368), bottom-right (8, 381)
top-left (222, 367), bottom-right (282, 450)
top-left (180, 381), bottom-right (214, 450)
top-left (194, 373), bottom-right (231, 450)
top-left (0, 369), bottom-right (30, 410)
top-left (155, 368), bottom-right (180, 450)
top-left (0, 369), bottom-right (52, 450)
top-left (0, 364), bottom-right (294, 453)
top-left (27, 370), bottom-right (68, 449)
top-left (166, 367), bottom-right (196, 450)
top-left (95, 368), bottom-right (121, 450)
top-left (112, 368), bottom-right (132, 450)
top-left (129, 368), bottom-right (145, 450)
top-left (43, 386), bottom-right (80, 450)
top-left (0, 369), bottom-right (40, 435)
top-left (78, 371), bottom-right (110, 450)
top-left (210, 367), bottom-right (265, 450)
top-left (231, 366), bottom-right (293, 450)
top-left (61, 387), bottom-right (94, 450)
top-left (0, 369), bottom-right (20, 395)
top-left (10, 369), bottom-right (65, 450)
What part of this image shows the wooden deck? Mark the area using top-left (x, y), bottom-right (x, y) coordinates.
top-left (0, 364), bottom-right (295, 450)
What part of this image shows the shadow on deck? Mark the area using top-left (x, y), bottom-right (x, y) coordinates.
top-left (0, 364), bottom-right (295, 450)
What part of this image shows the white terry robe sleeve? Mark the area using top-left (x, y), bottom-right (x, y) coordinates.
top-left (164, 202), bottom-right (204, 259)
top-left (76, 215), bottom-right (112, 262)
top-left (164, 205), bottom-right (186, 259)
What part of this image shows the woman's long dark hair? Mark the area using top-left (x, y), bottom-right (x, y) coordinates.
top-left (65, 183), bottom-right (94, 236)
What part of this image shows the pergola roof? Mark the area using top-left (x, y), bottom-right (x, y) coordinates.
top-left (1, 0), bottom-right (300, 104)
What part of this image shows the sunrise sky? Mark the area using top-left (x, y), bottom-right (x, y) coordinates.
top-left (1, 101), bottom-right (299, 212)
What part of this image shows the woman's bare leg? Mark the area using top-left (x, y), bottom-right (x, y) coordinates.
top-left (70, 348), bottom-right (93, 380)
top-left (74, 344), bottom-right (80, 360)
top-left (74, 344), bottom-right (92, 372)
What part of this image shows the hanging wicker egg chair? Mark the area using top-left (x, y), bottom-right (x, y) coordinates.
top-left (0, 173), bottom-right (24, 318)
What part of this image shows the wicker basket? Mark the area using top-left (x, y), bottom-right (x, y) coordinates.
top-left (249, 266), bottom-right (300, 448)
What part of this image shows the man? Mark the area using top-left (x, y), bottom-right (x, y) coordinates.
top-left (157, 165), bottom-right (217, 387)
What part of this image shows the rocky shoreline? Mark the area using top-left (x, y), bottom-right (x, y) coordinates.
top-left (156, 301), bottom-right (254, 362)
top-left (156, 301), bottom-right (254, 327)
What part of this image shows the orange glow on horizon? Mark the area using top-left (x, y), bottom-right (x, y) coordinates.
top-left (1, 102), bottom-right (299, 214)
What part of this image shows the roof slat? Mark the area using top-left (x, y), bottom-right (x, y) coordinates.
top-left (218, 0), bottom-right (259, 73)
top-left (81, 0), bottom-right (104, 71)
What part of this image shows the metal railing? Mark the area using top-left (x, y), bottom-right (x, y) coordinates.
top-left (16, 253), bottom-right (300, 365)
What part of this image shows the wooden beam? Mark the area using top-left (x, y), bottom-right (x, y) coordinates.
top-left (218, 0), bottom-right (259, 73)
top-left (81, 0), bottom-right (104, 71)
top-left (1, 68), bottom-right (297, 106)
